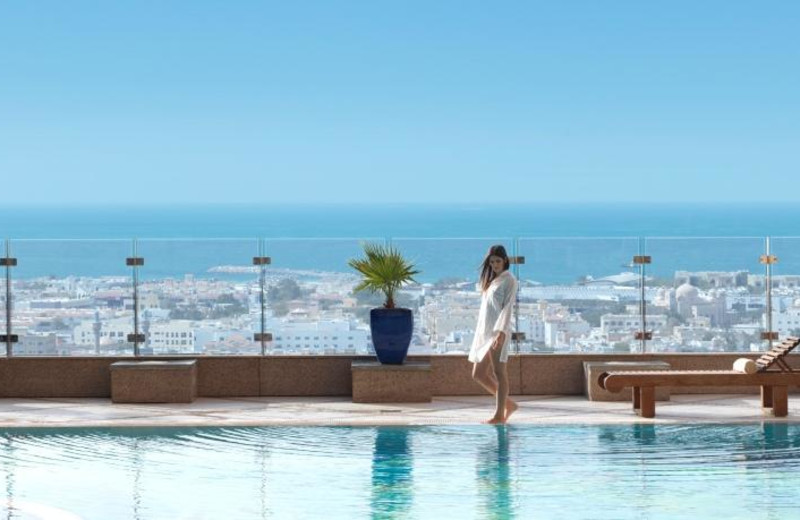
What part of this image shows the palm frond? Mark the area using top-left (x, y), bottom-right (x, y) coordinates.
top-left (348, 242), bottom-right (420, 308)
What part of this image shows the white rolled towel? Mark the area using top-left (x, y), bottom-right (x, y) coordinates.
top-left (733, 358), bottom-right (757, 374)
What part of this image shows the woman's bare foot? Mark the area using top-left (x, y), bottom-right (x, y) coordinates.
top-left (483, 415), bottom-right (506, 425)
top-left (505, 400), bottom-right (518, 421)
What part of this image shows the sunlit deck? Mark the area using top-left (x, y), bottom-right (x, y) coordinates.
top-left (1, 394), bottom-right (799, 428)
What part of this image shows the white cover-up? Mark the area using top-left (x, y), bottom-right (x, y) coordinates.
top-left (468, 270), bottom-right (517, 364)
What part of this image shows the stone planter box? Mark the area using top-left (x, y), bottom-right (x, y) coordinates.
top-left (352, 361), bottom-right (432, 403)
top-left (111, 360), bottom-right (197, 403)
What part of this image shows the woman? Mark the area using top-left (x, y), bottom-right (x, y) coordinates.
top-left (470, 244), bottom-right (518, 424)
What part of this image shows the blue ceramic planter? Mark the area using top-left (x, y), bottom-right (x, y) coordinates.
top-left (370, 308), bottom-right (413, 364)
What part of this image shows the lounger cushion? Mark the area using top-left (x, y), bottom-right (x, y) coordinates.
top-left (733, 358), bottom-right (757, 374)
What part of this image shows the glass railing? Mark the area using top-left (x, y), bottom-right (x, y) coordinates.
top-left (0, 236), bottom-right (793, 356)
top-left (644, 237), bottom-right (766, 353)
top-left (1, 241), bottom-right (8, 357)
top-left (766, 237), bottom-right (800, 343)
top-left (517, 238), bottom-right (641, 353)
top-left (7, 239), bottom-right (134, 356)
top-left (136, 239), bottom-right (261, 355)
top-left (264, 238), bottom-right (383, 356)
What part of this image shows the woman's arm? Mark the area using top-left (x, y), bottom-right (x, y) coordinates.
top-left (492, 331), bottom-right (507, 350)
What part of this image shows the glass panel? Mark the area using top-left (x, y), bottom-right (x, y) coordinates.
top-left (517, 238), bottom-right (641, 353)
top-left (136, 239), bottom-right (261, 355)
top-left (391, 238), bottom-right (515, 356)
top-left (765, 237), bottom-right (800, 343)
top-left (264, 238), bottom-right (382, 356)
top-left (0, 248), bottom-right (6, 357)
top-left (10, 239), bottom-right (134, 356)
top-left (644, 237), bottom-right (766, 353)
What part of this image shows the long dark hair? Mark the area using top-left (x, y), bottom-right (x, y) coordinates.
top-left (480, 244), bottom-right (510, 291)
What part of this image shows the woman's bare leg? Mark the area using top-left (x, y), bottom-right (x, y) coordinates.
top-left (473, 353), bottom-right (517, 422)
top-left (472, 355), bottom-right (498, 395)
top-left (486, 346), bottom-right (516, 424)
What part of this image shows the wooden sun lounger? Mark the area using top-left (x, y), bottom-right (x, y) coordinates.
top-left (598, 336), bottom-right (800, 418)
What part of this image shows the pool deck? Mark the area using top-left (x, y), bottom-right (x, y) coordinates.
top-left (1, 394), bottom-right (800, 427)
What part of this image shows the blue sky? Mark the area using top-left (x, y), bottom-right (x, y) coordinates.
top-left (1, 1), bottom-right (798, 204)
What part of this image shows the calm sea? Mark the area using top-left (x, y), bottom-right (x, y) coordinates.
top-left (1, 202), bottom-right (799, 238)
top-left (1, 203), bottom-right (799, 283)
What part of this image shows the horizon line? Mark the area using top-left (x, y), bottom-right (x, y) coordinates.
top-left (1, 200), bottom-right (794, 209)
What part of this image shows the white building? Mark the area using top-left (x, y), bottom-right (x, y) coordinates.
top-left (675, 271), bottom-right (748, 288)
top-left (600, 314), bottom-right (668, 335)
top-left (13, 331), bottom-right (59, 356)
top-left (675, 283), bottom-right (727, 327)
top-left (73, 317), bottom-right (129, 348)
top-left (269, 318), bottom-right (371, 355)
top-left (544, 316), bottom-right (591, 349)
top-left (766, 300), bottom-right (800, 336)
top-left (73, 317), bottom-right (198, 354)
top-left (517, 315), bottom-right (546, 344)
top-left (750, 274), bottom-right (800, 290)
top-left (146, 320), bottom-right (196, 354)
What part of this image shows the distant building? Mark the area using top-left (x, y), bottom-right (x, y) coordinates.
top-left (268, 318), bottom-right (370, 355)
top-left (73, 317), bottom-right (197, 354)
top-left (600, 314), bottom-right (667, 335)
top-left (766, 300), bottom-right (800, 336)
top-left (14, 332), bottom-right (59, 356)
top-left (73, 318), bottom-right (129, 349)
top-left (675, 271), bottom-right (748, 288)
top-left (675, 283), bottom-right (727, 327)
top-left (29, 298), bottom-right (93, 309)
top-left (749, 274), bottom-right (800, 290)
top-left (543, 316), bottom-right (591, 349)
top-left (147, 320), bottom-right (196, 354)
top-left (517, 315), bottom-right (546, 344)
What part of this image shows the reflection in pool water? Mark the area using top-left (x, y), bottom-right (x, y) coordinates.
top-left (2, 424), bottom-right (800, 519)
top-left (477, 425), bottom-right (512, 520)
top-left (371, 428), bottom-right (413, 519)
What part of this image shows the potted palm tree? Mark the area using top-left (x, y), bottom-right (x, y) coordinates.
top-left (349, 243), bottom-right (420, 364)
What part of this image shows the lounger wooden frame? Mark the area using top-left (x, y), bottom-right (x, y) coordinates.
top-left (598, 337), bottom-right (800, 418)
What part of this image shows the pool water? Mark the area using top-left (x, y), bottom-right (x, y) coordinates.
top-left (2, 424), bottom-right (800, 519)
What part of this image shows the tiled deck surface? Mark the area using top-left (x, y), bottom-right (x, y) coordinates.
top-left (1, 394), bottom-right (799, 427)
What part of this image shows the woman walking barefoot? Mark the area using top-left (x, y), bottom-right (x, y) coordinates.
top-left (469, 245), bottom-right (519, 424)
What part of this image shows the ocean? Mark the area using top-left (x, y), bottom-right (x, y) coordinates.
top-left (2, 202), bottom-right (800, 238)
top-left (1, 203), bottom-right (799, 284)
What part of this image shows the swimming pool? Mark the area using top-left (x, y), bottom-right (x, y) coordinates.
top-left (2, 424), bottom-right (799, 519)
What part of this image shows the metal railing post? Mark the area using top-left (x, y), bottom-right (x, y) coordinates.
top-left (126, 239), bottom-right (145, 356)
top-left (253, 240), bottom-right (272, 354)
top-left (761, 237), bottom-right (779, 348)
top-left (132, 239), bottom-right (140, 357)
top-left (259, 238), bottom-right (266, 356)
top-left (633, 237), bottom-right (652, 353)
top-left (2, 239), bottom-right (16, 356)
